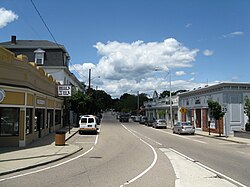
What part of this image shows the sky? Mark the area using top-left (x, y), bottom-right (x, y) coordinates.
top-left (0, 0), bottom-right (249, 98)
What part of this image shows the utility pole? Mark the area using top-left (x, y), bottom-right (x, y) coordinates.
top-left (88, 69), bottom-right (91, 91)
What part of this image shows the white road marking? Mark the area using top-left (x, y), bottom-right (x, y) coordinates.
top-left (0, 132), bottom-right (99, 182)
top-left (130, 129), bottom-right (163, 146)
top-left (120, 124), bottom-right (158, 187)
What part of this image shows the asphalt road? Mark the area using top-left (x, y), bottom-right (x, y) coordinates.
top-left (131, 120), bottom-right (250, 186)
top-left (1, 112), bottom-right (249, 187)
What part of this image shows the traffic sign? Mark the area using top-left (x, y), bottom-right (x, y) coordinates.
top-left (58, 85), bottom-right (71, 96)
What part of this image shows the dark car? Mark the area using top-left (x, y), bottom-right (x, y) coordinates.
top-left (145, 117), bottom-right (156, 127)
top-left (119, 113), bottom-right (130, 122)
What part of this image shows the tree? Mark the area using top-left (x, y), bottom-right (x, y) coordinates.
top-left (244, 96), bottom-right (250, 131)
top-left (69, 91), bottom-right (91, 115)
top-left (207, 100), bottom-right (225, 136)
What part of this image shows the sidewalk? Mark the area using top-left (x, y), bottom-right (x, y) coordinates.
top-left (0, 126), bottom-right (82, 176)
top-left (195, 130), bottom-right (250, 144)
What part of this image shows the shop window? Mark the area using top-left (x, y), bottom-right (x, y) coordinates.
top-left (55, 110), bottom-right (61, 125)
top-left (35, 109), bottom-right (45, 132)
top-left (0, 108), bottom-right (19, 136)
top-left (26, 108), bottom-right (33, 135)
top-left (47, 109), bottom-right (53, 129)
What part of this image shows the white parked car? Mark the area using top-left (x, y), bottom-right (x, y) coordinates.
top-left (173, 121), bottom-right (195, 135)
top-left (79, 115), bottom-right (98, 134)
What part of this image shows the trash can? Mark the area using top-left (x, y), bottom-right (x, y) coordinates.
top-left (55, 130), bottom-right (65, 146)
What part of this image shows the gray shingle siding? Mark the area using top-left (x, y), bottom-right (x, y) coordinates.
top-left (5, 48), bottom-right (66, 66)
top-left (0, 38), bottom-right (69, 67)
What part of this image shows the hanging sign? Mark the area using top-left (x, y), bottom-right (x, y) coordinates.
top-left (58, 85), bottom-right (71, 97)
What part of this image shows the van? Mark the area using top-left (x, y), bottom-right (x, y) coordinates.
top-left (79, 115), bottom-right (98, 134)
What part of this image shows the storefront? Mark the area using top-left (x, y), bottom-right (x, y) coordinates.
top-left (178, 83), bottom-right (250, 135)
top-left (0, 47), bottom-right (63, 147)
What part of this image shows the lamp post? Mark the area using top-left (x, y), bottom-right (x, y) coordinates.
top-left (131, 90), bottom-right (140, 117)
top-left (169, 72), bottom-right (173, 128)
top-left (137, 91), bottom-right (139, 117)
top-left (155, 68), bottom-right (173, 128)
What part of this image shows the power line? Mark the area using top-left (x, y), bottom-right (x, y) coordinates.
top-left (30, 0), bottom-right (85, 81)
top-left (30, 0), bottom-right (58, 45)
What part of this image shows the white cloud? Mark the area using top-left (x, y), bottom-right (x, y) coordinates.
top-left (223, 31), bottom-right (244, 38)
top-left (72, 38), bottom-right (200, 98)
top-left (0, 8), bottom-right (18, 29)
top-left (185, 23), bottom-right (192, 28)
top-left (203, 49), bottom-right (213, 56)
top-left (175, 71), bottom-right (186, 76)
top-left (94, 38), bottom-right (199, 80)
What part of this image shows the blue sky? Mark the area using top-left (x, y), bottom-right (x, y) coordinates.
top-left (0, 0), bottom-right (249, 98)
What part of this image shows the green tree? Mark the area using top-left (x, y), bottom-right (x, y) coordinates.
top-left (207, 100), bottom-right (225, 136)
top-left (244, 96), bottom-right (250, 131)
top-left (69, 91), bottom-right (91, 115)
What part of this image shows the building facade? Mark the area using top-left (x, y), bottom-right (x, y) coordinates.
top-left (144, 91), bottom-right (179, 127)
top-left (0, 47), bottom-right (63, 147)
top-left (178, 83), bottom-right (250, 135)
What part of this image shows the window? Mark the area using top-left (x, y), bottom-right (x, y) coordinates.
top-left (35, 109), bottom-right (45, 132)
top-left (26, 108), bottom-right (33, 135)
top-left (55, 110), bottom-right (61, 125)
top-left (88, 118), bottom-right (94, 123)
top-left (34, 48), bottom-right (45, 65)
top-left (0, 108), bottom-right (19, 136)
top-left (47, 110), bottom-right (53, 129)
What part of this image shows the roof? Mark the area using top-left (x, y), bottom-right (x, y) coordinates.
top-left (178, 82), bottom-right (250, 97)
top-left (0, 40), bottom-right (68, 52)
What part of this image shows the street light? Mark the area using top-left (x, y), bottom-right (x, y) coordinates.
top-left (154, 67), bottom-right (173, 128)
top-left (131, 90), bottom-right (140, 117)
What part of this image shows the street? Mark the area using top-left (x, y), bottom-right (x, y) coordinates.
top-left (0, 112), bottom-right (249, 187)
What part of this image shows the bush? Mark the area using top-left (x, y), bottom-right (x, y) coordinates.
top-left (246, 123), bottom-right (250, 131)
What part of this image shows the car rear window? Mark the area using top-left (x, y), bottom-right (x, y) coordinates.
top-left (81, 118), bottom-right (87, 123)
top-left (88, 118), bottom-right (94, 123)
top-left (182, 122), bottom-right (192, 126)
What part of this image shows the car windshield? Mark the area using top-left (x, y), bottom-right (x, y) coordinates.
top-left (182, 122), bottom-right (192, 126)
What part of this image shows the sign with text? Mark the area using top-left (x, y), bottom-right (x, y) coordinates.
top-left (58, 85), bottom-right (71, 97)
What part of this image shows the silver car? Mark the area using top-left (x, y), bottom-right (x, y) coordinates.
top-left (173, 121), bottom-right (195, 135)
top-left (153, 119), bottom-right (167, 129)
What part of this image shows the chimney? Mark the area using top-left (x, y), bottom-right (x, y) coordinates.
top-left (11, 35), bottom-right (17, 44)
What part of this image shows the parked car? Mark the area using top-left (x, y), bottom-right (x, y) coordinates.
top-left (173, 121), bottom-right (195, 135)
top-left (152, 119), bottom-right (167, 128)
top-left (133, 115), bottom-right (141, 122)
top-left (139, 116), bottom-right (148, 124)
top-left (119, 113), bottom-right (130, 122)
top-left (145, 117), bottom-right (155, 126)
top-left (79, 115), bottom-right (98, 134)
